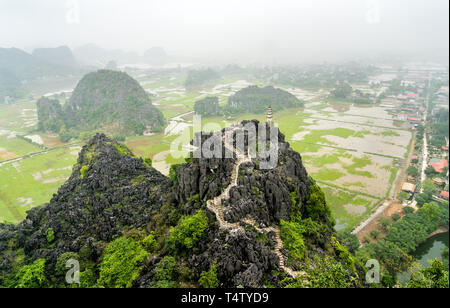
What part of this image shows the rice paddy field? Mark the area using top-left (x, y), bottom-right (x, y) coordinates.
top-left (0, 97), bottom-right (78, 223)
top-left (0, 73), bottom-right (413, 232)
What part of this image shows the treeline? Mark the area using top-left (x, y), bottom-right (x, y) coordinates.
top-left (248, 63), bottom-right (376, 89)
top-left (226, 85), bottom-right (303, 114)
top-left (185, 69), bottom-right (220, 89)
top-left (331, 82), bottom-right (373, 104)
top-left (194, 97), bottom-right (220, 116)
top-left (356, 201), bottom-right (449, 286)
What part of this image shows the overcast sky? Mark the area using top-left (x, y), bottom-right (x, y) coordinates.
top-left (0, 0), bottom-right (448, 63)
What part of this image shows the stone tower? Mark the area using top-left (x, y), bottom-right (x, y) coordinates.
top-left (267, 106), bottom-right (273, 123)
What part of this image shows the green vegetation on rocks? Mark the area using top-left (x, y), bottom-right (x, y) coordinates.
top-left (97, 236), bottom-right (148, 288)
top-left (227, 85), bottom-right (303, 114)
top-left (36, 70), bottom-right (165, 140)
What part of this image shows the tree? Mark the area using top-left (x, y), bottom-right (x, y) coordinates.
top-left (419, 202), bottom-right (441, 223)
top-left (425, 166), bottom-right (438, 177)
top-left (370, 230), bottom-right (381, 239)
top-left (403, 206), bottom-right (415, 215)
top-left (391, 213), bottom-right (401, 221)
top-left (423, 179), bottom-right (436, 194)
top-left (13, 259), bottom-right (47, 288)
top-left (97, 237), bottom-right (148, 288)
top-left (338, 231), bottom-right (360, 252)
top-left (280, 219), bottom-right (306, 261)
top-left (198, 263), bottom-right (220, 288)
top-left (166, 210), bottom-right (209, 253)
top-left (407, 259), bottom-right (449, 288)
top-left (378, 217), bottom-right (392, 232)
top-left (304, 179), bottom-right (334, 228)
top-left (407, 166), bottom-right (419, 177)
top-left (363, 237), bottom-right (371, 244)
top-left (331, 82), bottom-right (353, 99)
top-left (416, 192), bottom-right (432, 207)
top-left (152, 256), bottom-right (177, 288)
top-left (398, 191), bottom-right (410, 203)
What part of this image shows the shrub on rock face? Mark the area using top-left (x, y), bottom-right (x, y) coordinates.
top-left (97, 237), bottom-right (148, 288)
top-left (304, 179), bottom-right (334, 228)
top-left (143, 232), bottom-right (159, 252)
top-left (166, 210), bottom-right (209, 253)
top-left (152, 256), bottom-right (177, 288)
top-left (80, 165), bottom-right (88, 179)
top-left (280, 220), bottom-right (306, 261)
top-left (46, 228), bottom-right (55, 243)
top-left (55, 252), bottom-right (80, 277)
top-left (13, 258), bottom-right (47, 288)
top-left (198, 263), bottom-right (220, 288)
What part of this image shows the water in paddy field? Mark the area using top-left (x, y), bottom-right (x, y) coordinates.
top-left (398, 232), bottom-right (449, 284)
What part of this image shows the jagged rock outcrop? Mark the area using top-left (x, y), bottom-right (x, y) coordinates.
top-left (1, 123), bottom-right (361, 288)
top-left (0, 134), bottom-right (173, 283)
top-left (36, 70), bottom-right (166, 137)
top-left (176, 120), bottom-right (311, 225)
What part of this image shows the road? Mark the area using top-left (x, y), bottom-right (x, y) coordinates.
top-left (419, 77), bottom-right (431, 193)
top-left (0, 142), bottom-right (80, 168)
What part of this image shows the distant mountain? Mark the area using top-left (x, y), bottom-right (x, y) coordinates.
top-left (0, 69), bottom-right (22, 99)
top-left (227, 85), bottom-right (303, 114)
top-left (73, 44), bottom-right (139, 66)
top-left (185, 68), bottom-right (220, 90)
top-left (32, 46), bottom-right (77, 67)
top-left (37, 70), bottom-right (165, 140)
top-left (0, 47), bottom-right (80, 99)
top-left (144, 47), bottom-right (167, 58)
top-left (72, 43), bottom-right (107, 66)
top-left (194, 96), bottom-right (220, 116)
top-left (143, 47), bottom-right (168, 65)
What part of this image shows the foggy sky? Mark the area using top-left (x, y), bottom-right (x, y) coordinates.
top-left (1, 0), bottom-right (448, 63)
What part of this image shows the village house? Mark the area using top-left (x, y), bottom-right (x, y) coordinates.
top-left (402, 182), bottom-right (416, 194)
top-left (429, 159), bottom-right (449, 174)
top-left (407, 176), bottom-right (417, 183)
top-left (440, 191), bottom-right (449, 201)
top-left (432, 177), bottom-right (446, 187)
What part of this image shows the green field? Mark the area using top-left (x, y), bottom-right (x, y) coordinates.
top-left (0, 75), bottom-right (411, 233)
top-left (0, 147), bottom-right (77, 223)
top-left (0, 135), bottom-right (43, 161)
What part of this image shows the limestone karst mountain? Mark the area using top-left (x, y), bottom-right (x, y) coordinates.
top-left (0, 123), bottom-right (363, 288)
top-left (36, 70), bottom-right (165, 140)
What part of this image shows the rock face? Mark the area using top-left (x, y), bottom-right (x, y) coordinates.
top-left (0, 134), bottom-right (172, 283)
top-left (0, 123), bottom-right (360, 288)
top-left (36, 97), bottom-right (64, 132)
top-left (36, 70), bottom-right (166, 136)
top-left (66, 70), bottom-right (165, 134)
top-left (176, 120), bottom-right (310, 224)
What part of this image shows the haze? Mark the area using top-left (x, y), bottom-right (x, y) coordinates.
top-left (1, 0), bottom-right (449, 63)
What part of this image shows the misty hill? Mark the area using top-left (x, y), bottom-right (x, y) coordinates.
top-left (0, 69), bottom-right (22, 99)
top-left (37, 70), bottom-right (165, 140)
top-left (0, 47), bottom-right (80, 99)
top-left (72, 43), bottom-right (107, 66)
top-left (185, 68), bottom-right (220, 89)
top-left (144, 47), bottom-right (168, 65)
top-left (227, 85), bottom-right (303, 114)
top-left (32, 46), bottom-right (77, 67)
top-left (73, 43), bottom-right (139, 66)
top-left (0, 124), bottom-right (364, 288)
top-left (194, 96), bottom-right (220, 116)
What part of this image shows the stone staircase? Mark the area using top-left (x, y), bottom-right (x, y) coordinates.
top-left (206, 126), bottom-right (306, 280)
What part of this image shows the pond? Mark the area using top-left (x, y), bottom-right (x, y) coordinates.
top-left (398, 231), bottom-right (449, 283)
